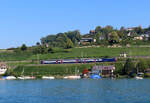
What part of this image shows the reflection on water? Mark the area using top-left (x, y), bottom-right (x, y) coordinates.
top-left (0, 79), bottom-right (150, 103)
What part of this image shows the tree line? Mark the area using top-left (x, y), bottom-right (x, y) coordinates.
top-left (115, 58), bottom-right (150, 78)
top-left (9, 25), bottom-right (150, 54)
top-left (40, 25), bottom-right (150, 48)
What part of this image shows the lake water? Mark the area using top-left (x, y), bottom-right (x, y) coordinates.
top-left (0, 79), bottom-right (150, 103)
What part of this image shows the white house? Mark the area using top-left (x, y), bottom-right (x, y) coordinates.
top-left (133, 36), bottom-right (143, 40)
top-left (120, 52), bottom-right (127, 58)
top-left (80, 38), bottom-right (96, 43)
top-left (0, 62), bottom-right (8, 75)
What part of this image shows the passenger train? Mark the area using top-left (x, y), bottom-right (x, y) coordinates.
top-left (40, 58), bottom-right (117, 64)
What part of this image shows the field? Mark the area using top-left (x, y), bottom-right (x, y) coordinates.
top-left (4, 46), bottom-right (149, 77)
top-left (1, 46), bottom-right (150, 62)
top-left (11, 62), bottom-right (123, 77)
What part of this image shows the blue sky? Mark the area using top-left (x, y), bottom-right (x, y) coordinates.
top-left (0, 0), bottom-right (150, 49)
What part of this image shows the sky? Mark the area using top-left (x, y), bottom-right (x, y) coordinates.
top-left (0, 0), bottom-right (150, 49)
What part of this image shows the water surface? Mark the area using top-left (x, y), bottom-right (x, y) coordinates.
top-left (0, 79), bottom-right (150, 103)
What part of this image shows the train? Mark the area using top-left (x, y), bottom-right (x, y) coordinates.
top-left (40, 58), bottom-right (117, 64)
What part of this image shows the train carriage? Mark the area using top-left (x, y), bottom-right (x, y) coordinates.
top-left (40, 58), bottom-right (117, 64)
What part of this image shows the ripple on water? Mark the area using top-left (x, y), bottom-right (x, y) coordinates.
top-left (0, 79), bottom-right (150, 103)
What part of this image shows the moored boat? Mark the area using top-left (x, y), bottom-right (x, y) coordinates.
top-left (42, 76), bottom-right (55, 79)
top-left (135, 76), bottom-right (143, 80)
top-left (135, 72), bottom-right (144, 80)
top-left (3, 76), bottom-right (16, 80)
top-left (64, 76), bottom-right (81, 79)
top-left (90, 74), bottom-right (101, 79)
top-left (18, 76), bottom-right (35, 80)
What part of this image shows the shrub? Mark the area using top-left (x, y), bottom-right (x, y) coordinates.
top-left (129, 73), bottom-right (136, 78)
top-left (136, 59), bottom-right (148, 72)
top-left (144, 73), bottom-right (150, 78)
top-left (114, 63), bottom-right (124, 75)
top-left (123, 58), bottom-right (135, 75)
top-left (21, 44), bottom-right (27, 51)
top-left (63, 49), bottom-right (72, 53)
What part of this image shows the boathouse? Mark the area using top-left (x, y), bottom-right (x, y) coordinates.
top-left (92, 65), bottom-right (115, 77)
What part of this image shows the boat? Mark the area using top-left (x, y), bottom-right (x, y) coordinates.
top-left (3, 76), bottom-right (16, 80)
top-left (42, 76), bottom-right (55, 79)
top-left (18, 76), bottom-right (35, 80)
top-left (135, 76), bottom-right (143, 80)
top-left (64, 76), bottom-right (81, 79)
top-left (135, 72), bottom-right (144, 80)
top-left (90, 74), bottom-right (101, 79)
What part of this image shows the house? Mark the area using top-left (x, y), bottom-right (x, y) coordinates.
top-left (120, 52), bottom-right (127, 58)
top-left (99, 35), bottom-right (105, 40)
top-left (141, 34), bottom-right (150, 40)
top-left (80, 38), bottom-right (93, 42)
top-left (0, 62), bottom-right (8, 75)
top-left (127, 28), bottom-right (134, 31)
top-left (80, 38), bottom-right (96, 45)
top-left (127, 32), bottom-right (131, 36)
top-left (133, 36), bottom-right (143, 40)
top-left (146, 31), bottom-right (150, 34)
top-left (89, 30), bottom-right (95, 35)
top-left (92, 65), bottom-right (115, 77)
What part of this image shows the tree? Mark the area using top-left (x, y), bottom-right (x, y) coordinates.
top-left (96, 32), bottom-right (101, 44)
top-left (101, 25), bottom-right (114, 40)
top-left (65, 38), bottom-right (74, 49)
top-left (123, 59), bottom-right (135, 75)
top-left (114, 63), bottom-right (124, 75)
top-left (21, 44), bottom-right (27, 51)
top-left (47, 47), bottom-right (55, 53)
top-left (148, 25), bottom-right (150, 31)
top-left (118, 26), bottom-right (126, 39)
top-left (134, 26), bottom-right (143, 34)
top-left (32, 46), bottom-right (41, 54)
top-left (136, 59), bottom-right (148, 73)
top-left (65, 30), bottom-right (81, 44)
top-left (40, 35), bottom-right (56, 44)
top-left (95, 26), bottom-right (102, 33)
top-left (109, 31), bottom-right (119, 44)
top-left (36, 42), bottom-right (40, 46)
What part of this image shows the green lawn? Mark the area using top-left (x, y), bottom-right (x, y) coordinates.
top-left (1, 47), bottom-right (150, 61)
top-left (12, 62), bottom-right (120, 77)
top-left (29, 47), bottom-right (150, 60)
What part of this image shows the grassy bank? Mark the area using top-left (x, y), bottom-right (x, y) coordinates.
top-left (7, 62), bottom-right (124, 77)
top-left (12, 64), bottom-right (92, 77)
top-left (2, 46), bottom-right (150, 78)
top-left (1, 46), bottom-right (150, 61)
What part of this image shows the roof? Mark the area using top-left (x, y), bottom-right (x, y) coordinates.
top-left (81, 38), bottom-right (93, 40)
top-left (92, 65), bottom-right (115, 70)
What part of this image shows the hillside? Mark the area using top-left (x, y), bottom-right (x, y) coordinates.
top-left (1, 46), bottom-right (150, 62)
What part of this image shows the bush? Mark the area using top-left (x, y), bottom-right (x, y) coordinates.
top-left (129, 73), bottom-right (136, 78)
top-left (144, 73), bottom-right (150, 78)
top-left (136, 59), bottom-right (148, 72)
top-left (63, 49), bottom-right (72, 53)
top-left (114, 63), bottom-right (124, 75)
top-left (36, 75), bottom-right (42, 79)
top-left (123, 58), bottom-right (135, 75)
top-left (21, 44), bottom-right (27, 51)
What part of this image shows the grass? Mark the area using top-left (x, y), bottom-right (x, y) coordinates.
top-left (1, 46), bottom-right (150, 61)
top-left (0, 51), bottom-right (33, 61)
top-left (3, 46), bottom-right (150, 77)
top-left (12, 62), bottom-right (120, 76)
top-left (12, 64), bottom-right (93, 76)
